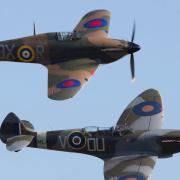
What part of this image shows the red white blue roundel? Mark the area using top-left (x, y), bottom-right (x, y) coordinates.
top-left (119, 175), bottom-right (146, 180)
top-left (133, 101), bottom-right (162, 116)
top-left (56, 79), bottom-right (81, 89)
top-left (84, 18), bottom-right (108, 29)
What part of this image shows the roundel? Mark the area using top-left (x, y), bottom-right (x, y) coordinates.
top-left (67, 131), bottom-right (86, 150)
top-left (84, 18), bottom-right (108, 29)
top-left (133, 101), bottom-right (162, 116)
top-left (17, 45), bottom-right (36, 62)
top-left (56, 79), bottom-right (81, 89)
top-left (119, 175), bottom-right (146, 180)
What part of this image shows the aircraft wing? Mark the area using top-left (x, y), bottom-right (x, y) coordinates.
top-left (74, 9), bottom-right (111, 37)
top-left (47, 58), bottom-right (98, 100)
top-left (116, 89), bottom-right (163, 131)
top-left (104, 154), bottom-right (156, 180)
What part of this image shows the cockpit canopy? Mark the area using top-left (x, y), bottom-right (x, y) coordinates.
top-left (83, 126), bottom-right (133, 136)
top-left (57, 32), bottom-right (82, 41)
top-left (84, 126), bottom-right (113, 133)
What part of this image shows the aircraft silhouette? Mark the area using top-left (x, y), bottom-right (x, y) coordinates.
top-left (0, 9), bottom-right (140, 100)
top-left (1, 89), bottom-right (179, 180)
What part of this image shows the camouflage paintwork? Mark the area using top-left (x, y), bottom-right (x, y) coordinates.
top-left (74, 9), bottom-right (110, 37)
top-left (104, 155), bottom-right (157, 180)
top-left (0, 89), bottom-right (173, 180)
top-left (0, 9), bottom-right (140, 100)
top-left (47, 58), bottom-right (98, 100)
top-left (116, 89), bottom-right (164, 131)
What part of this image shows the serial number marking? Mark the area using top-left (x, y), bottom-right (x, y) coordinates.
top-left (0, 44), bottom-right (44, 60)
top-left (87, 138), bottom-right (105, 152)
top-left (58, 135), bottom-right (105, 152)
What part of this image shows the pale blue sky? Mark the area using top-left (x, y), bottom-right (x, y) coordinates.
top-left (0, 0), bottom-right (180, 179)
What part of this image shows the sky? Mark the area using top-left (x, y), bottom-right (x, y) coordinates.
top-left (0, 0), bottom-right (180, 179)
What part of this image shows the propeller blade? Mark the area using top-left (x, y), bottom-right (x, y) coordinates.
top-left (130, 53), bottom-right (135, 81)
top-left (131, 22), bottom-right (136, 43)
top-left (33, 22), bottom-right (36, 36)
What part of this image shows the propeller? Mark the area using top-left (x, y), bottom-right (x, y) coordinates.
top-left (130, 53), bottom-right (135, 81)
top-left (33, 22), bottom-right (36, 36)
top-left (131, 22), bottom-right (136, 43)
top-left (130, 23), bottom-right (136, 81)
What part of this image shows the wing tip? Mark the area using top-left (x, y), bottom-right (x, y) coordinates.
top-left (140, 88), bottom-right (161, 98)
top-left (84, 9), bottom-right (111, 17)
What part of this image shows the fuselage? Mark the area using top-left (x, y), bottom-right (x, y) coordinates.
top-left (28, 128), bottom-right (180, 160)
top-left (0, 32), bottom-right (134, 65)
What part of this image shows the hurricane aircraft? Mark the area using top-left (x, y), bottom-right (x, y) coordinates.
top-left (0, 9), bottom-right (140, 100)
top-left (1, 89), bottom-right (180, 180)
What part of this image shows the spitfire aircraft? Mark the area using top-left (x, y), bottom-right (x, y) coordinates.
top-left (0, 9), bottom-right (140, 100)
top-left (1, 89), bottom-right (180, 180)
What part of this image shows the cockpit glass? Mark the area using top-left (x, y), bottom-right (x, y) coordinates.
top-left (57, 32), bottom-right (81, 41)
top-left (98, 127), bottom-right (113, 131)
top-left (57, 32), bottom-right (73, 41)
top-left (84, 126), bottom-right (98, 132)
top-left (84, 126), bottom-right (114, 133)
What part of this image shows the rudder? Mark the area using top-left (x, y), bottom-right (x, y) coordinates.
top-left (0, 112), bottom-right (34, 152)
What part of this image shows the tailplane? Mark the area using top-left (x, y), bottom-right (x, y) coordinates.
top-left (0, 113), bottom-right (35, 152)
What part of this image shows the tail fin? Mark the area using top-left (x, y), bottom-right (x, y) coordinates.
top-left (74, 9), bottom-right (111, 37)
top-left (0, 113), bottom-right (34, 152)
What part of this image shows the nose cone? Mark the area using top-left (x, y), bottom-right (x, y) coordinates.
top-left (127, 42), bottom-right (141, 54)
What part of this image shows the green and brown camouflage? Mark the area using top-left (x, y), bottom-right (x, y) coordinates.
top-left (0, 9), bottom-right (140, 100)
top-left (1, 89), bottom-right (180, 180)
